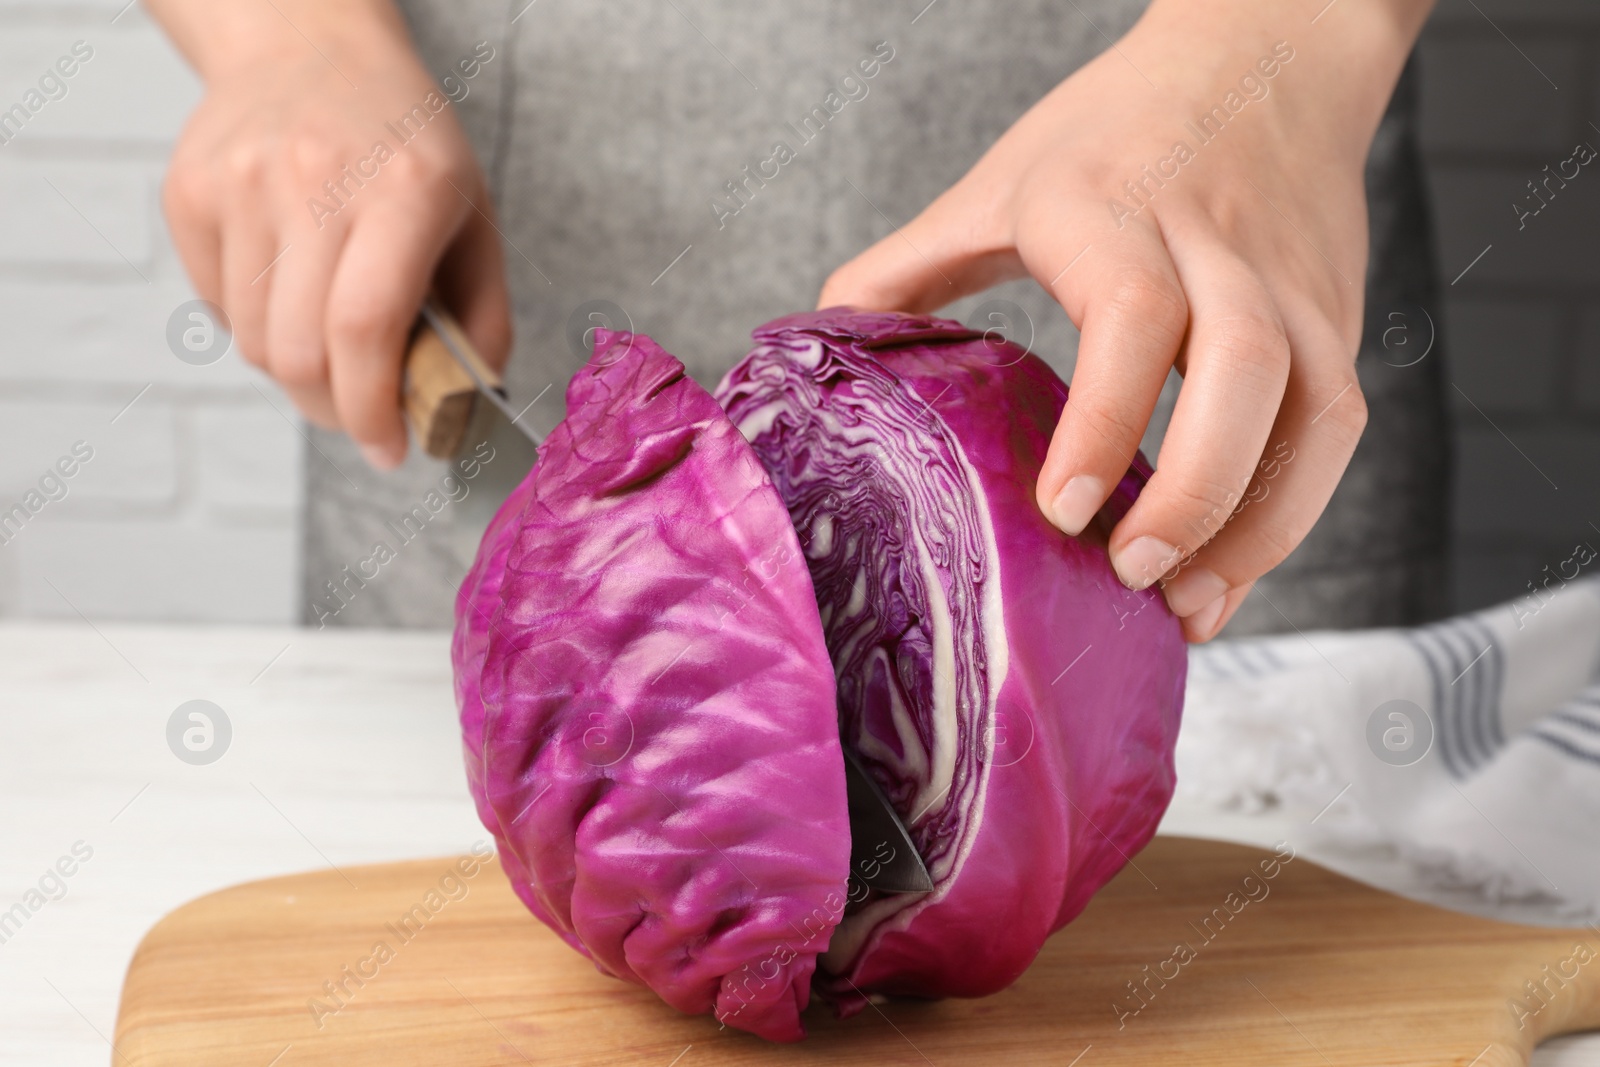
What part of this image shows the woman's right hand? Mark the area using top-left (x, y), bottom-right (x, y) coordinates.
top-left (152, 0), bottom-right (511, 469)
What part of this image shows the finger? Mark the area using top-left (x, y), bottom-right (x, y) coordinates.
top-left (1160, 308), bottom-right (1366, 637)
top-left (219, 218), bottom-right (279, 370)
top-left (218, 161), bottom-right (281, 370)
top-left (1024, 209), bottom-right (1188, 538)
top-left (1105, 242), bottom-right (1292, 597)
top-left (161, 157), bottom-right (223, 304)
top-left (817, 181), bottom-right (1021, 314)
top-left (434, 195), bottom-right (514, 373)
top-left (266, 188), bottom-right (347, 430)
top-left (326, 194), bottom-right (467, 470)
top-left (1182, 582), bottom-right (1252, 644)
top-left (278, 382), bottom-right (340, 430)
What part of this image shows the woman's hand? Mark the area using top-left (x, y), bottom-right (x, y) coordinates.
top-left (152, 0), bottom-right (511, 469)
top-left (820, 0), bottom-right (1433, 641)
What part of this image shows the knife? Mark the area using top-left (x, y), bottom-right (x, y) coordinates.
top-left (403, 304), bottom-right (934, 895)
top-left (843, 748), bottom-right (935, 894)
top-left (404, 298), bottom-right (544, 457)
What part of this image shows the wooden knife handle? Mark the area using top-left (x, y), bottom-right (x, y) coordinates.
top-left (403, 301), bottom-right (502, 460)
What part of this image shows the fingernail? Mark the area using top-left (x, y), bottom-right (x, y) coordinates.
top-left (360, 442), bottom-right (404, 471)
top-left (1164, 566), bottom-right (1230, 618)
top-left (1048, 474), bottom-right (1106, 536)
top-left (1181, 594), bottom-right (1227, 642)
top-left (1113, 536), bottom-right (1179, 591)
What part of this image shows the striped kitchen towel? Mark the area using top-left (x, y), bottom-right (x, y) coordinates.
top-left (1176, 573), bottom-right (1600, 918)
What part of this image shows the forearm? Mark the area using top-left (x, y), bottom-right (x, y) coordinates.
top-left (145, 0), bottom-right (413, 81)
top-left (1126, 0), bottom-right (1436, 158)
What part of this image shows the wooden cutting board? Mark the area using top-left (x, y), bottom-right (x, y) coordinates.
top-left (113, 836), bottom-right (1600, 1066)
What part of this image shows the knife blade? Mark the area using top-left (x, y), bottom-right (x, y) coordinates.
top-left (843, 747), bottom-right (935, 895)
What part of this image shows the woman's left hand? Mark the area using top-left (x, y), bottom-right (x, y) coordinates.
top-left (820, 0), bottom-right (1433, 642)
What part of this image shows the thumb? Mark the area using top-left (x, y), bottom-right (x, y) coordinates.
top-left (817, 183), bottom-right (1021, 314)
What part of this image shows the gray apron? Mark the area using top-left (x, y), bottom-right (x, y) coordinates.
top-left (303, 0), bottom-right (1449, 634)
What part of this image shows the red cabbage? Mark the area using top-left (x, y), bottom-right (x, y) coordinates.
top-left (454, 309), bottom-right (1186, 1041)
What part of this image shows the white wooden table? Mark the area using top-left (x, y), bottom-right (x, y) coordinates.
top-left (1, 620), bottom-right (1594, 1065)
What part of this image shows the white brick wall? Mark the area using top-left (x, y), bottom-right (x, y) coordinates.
top-left (0, 5), bottom-right (302, 624)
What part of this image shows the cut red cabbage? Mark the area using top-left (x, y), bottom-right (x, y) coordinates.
top-left (453, 309), bottom-right (1186, 1041)
top-left (716, 310), bottom-right (1185, 1007)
